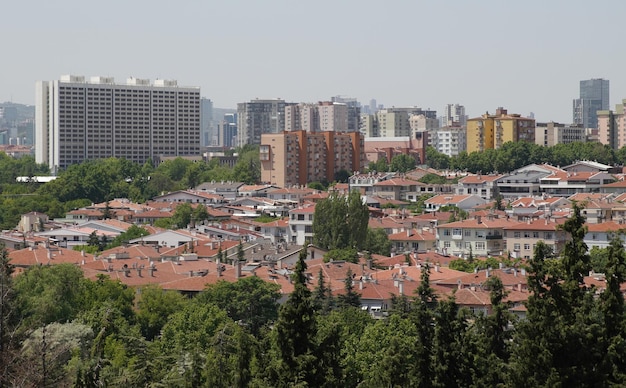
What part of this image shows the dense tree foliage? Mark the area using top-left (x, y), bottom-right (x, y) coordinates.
top-left (313, 191), bottom-right (369, 250)
top-left (427, 141), bottom-right (623, 173)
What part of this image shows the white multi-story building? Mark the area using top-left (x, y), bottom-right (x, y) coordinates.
top-left (35, 75), bottom-right (200, 172)
top-left (430, 126), bottom-right (466, 156)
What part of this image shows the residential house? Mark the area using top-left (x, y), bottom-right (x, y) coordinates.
top-left (456, 174), bottom-right (502, 200)
top-left (436, 216), bottom-right (522, 257)
top-left (504, 218), bottom-right (568, 259)
top-left (152, 190), bottom-right (226, 205)
top-left (584, 222), bottom-right (626, 250)
top-left (195, 181), bottom-right (244, 201)
top-left (288, 204), bottom-right (316, 245)
top-left (424, 194), bottom-right (487, 213)
top-left (388, 228), bottom-right (437, 255)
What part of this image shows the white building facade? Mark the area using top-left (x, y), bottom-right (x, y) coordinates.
top-left (35, 75), bottom-right (200, 171)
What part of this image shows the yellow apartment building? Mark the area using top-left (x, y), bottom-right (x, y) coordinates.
top-left (466, 107), bottom-right (535, 153)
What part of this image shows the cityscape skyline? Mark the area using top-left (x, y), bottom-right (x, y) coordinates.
top-left (2, 1), bottom-right (626, 123)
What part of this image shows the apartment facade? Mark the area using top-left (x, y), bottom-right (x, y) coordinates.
top-left (260, 130), bottom-right (365, 188)
top-left (466, 107), bottom-right (535, 153)
top-left (430, 125), bottom-right (466, 157)
top-left (534, 122), bottom-right (587, 147)
top-left (236, 99), bottom-right (287, 147)
top-left (35, 75), bottom-right (200, 171)
top-left (285, 101), bottom-right (350, 133)
top-left (597, 99), bottom-right (626, 150)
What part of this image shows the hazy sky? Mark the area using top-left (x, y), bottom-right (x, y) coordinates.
top-left (2, 0), bottom-right (625, 122)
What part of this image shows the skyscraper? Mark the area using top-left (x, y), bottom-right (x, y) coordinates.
top-left (200, 98), bottom-right (213, 147)
top-left (573, 78), bottom-right (609, 129)
top-left (35, 75), bottom-right (200, 172)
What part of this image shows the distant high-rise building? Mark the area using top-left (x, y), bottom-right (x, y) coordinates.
top-left (35, 75), bottom-right (200, 172)
top-left (440, 104), bottom-right (467, 127)
top-left (331, 96), bottom-right (361, 131)
top-left (573, 78), bottom-right (609, 129)
top-left (360, 107), bottom-right (436, 138)
top-left (285, 101), bottom-right (352, 133)
top-left (236, 99), bottom-right (287, 147)
top-left (466, 107), bottom-right (535, 153)
top-left (217, 113), bottom-right (237, 148)
top-left (200, 98), bottom-right (213, 147)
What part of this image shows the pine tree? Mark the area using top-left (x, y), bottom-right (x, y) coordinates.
top-left (0, 245), bottom-right (16, 386)
top-left (412, 263), bottom-right (437, 388)
top-left (313, 268), bottom-right (333, 314)
top-left (272, 248), bottom-right (321, 386)
top-left (337, 268), bottom-right (361, 309)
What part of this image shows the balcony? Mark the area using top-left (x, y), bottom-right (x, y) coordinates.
top-left (485, 234), bottom-right (503, 240)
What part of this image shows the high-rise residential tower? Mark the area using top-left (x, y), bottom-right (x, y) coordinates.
top-left (236, 98), bottom-right (287, 147)
top-left (35, 75), bottom-right (200, 172)
top-left (440, 104), bottom-right (468, 127)
top-left (573, 78), bottom-right (609, 129)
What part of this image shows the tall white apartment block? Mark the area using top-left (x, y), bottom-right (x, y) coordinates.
top-left (35, 75), bottom-right (200, 172)
top-left (430, 126), bottom-right (467, 157)
top-left (440, 104), bottom-right (467, 127)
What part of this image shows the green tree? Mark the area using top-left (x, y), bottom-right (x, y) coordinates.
top-left (313, 191), bottom-right (368, 251)
top-left (390, 154), bottom-right (417, 173)
top-left (203, 321), bottom-right (255, 388)
top-left (0, 245), bottom-right (16, 386)
top-left (337, 268), bottom-right (360, 309)
top-left (171, 202), bottom-right (193, 229)
top-left (13, 264), bottom-right (87, 327)
top-left (269, 248), bottom-right (321, 386)
top-left (136, 284), bottom-right (187, 340)
top-left (197, 277), bottom-right (281, 337)
top-left (312, 268), bottom-right (334, 314)
top-left (432, 297), bottom-right (470, 387)
top-left (363, 227), bottom-right (392, 256)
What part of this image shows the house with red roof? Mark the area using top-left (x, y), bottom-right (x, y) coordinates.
top-left (540, 171), bottom-right (615, 197)
top-left (424, 194), bottom-right (487, 213)
top-left (504, 218), bottom-right (568, 259)
top-left (436, 215), bottom-right (522, 257)
top-left (152, 190), bottom-right (226, 205)
top-left (584, 221), bottom-right (626, 250)
top-left (388, 228), bottom-right (437, 254)
top-left (455, 173), bottom-right (503, 200)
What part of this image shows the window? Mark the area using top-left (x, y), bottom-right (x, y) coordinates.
top-left (453, 228), bottom-right (462, 236)
top-left (464, 230), bottom-right (471, 236)
top-left (514, 243), bottom-right (520, 251)
top-left (524, 244), bottom-right (531, 250)
top-left (475, 242), bottom-right (485, 250)
top-left (444, 241), bottom-right (451, 248)
top-left (305, 225), bottom-right (313, 233)
top-left (475, 231), bottom-right (485, 238)
top-left (544, 232), bottom-right (553, 239)
top-left (514, 232), bottom-right (521, 238)
top-left (465, 242), bottom-right (472, 249)
top-left (443, 229), bottom-right (451, 236)
top-left (524, 232), bottom-right (531, 238)
top-left (533, 232), bottom-right (539, 238)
